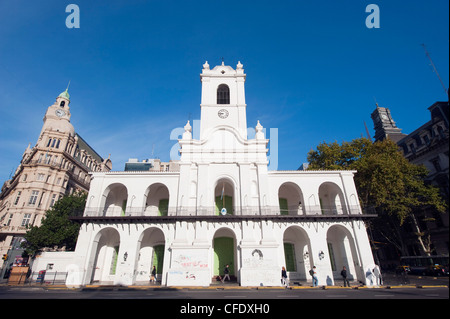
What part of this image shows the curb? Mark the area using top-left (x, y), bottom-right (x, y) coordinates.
top-left (2, 284), bottom-right (448, 290)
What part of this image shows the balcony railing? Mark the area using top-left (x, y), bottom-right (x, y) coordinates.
top-left (81, 205), bottom-right (375, 218)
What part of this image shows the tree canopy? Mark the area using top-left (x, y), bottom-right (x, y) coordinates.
top-left (23, 191), bottom-right (86, 256)
top-left (307, 137), bottom-right (446, 255)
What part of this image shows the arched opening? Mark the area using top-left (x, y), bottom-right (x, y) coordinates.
top-left (89, 228), bottom-right (121, 284)
top-left (144, 183), bottom-right (170, 216)
top-left (60, 101), bottom-right (65, 107)
top-left (278, 182), bottom-right (305, 215)
top-left (217, 84), bottom-right (230, 104)
top-left (326, 225), bottom-right (360, 285)
top-left (283, 226), bottom-right (312, 284)
top-left (102, 183), bottom-right (128, 216)
top-left (318, 182), bottom-right (347, 215)
top-left (213, 228), bottom-right (237, 283)
top-left (214, 178), bottom-right (234, 215)
top-left (135, 227), bottom-right (166, 283)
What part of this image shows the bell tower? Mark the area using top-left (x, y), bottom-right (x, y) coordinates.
top-left (199, 61), bottom-right (247, 140)
top-left (38, 86), bottom-right (75, 149)
top-left (371, 104), bottom-right (406, 142)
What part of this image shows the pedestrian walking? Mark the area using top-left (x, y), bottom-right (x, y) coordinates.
top-left (221, 264), bottom-right (230, 283)
top-left (373, 265), bottom-right (382, 286)
top-left (400, 266), bottom-right (409, 285)
top-left (341, 266), bottom-right (350, 287)
top-left (281, 267), bottom-right (288, 287)
top-left (310, 266), bottom-right (318, 287)
top-left (150, 266), bottom-right (157, 283)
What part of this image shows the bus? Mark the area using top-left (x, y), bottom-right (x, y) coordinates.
top-left (400, 255), bottom-right (449, 276)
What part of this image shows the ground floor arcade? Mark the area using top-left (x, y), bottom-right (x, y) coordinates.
top-left (32, 215), bottom-right (377, 288)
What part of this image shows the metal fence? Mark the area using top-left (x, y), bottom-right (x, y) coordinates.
top-left (6, 271), bottom-right (69, 286)
top-left (81, 205), bottom-right (375, 217)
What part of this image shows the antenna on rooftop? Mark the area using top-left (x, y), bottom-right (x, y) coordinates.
top-left (421, 44), bottom-right (448, 96)
top-left (373, 96), bottom-right (379, 108)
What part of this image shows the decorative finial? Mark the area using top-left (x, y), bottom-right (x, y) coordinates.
top-left (221, 57), bottom-right (225, 66)
top-left (182, 120), bottom-right (192, 140)
top-left (184, 120), bottom-right (192, 132)
top-left (203, 61), bottom-right (210, 70)
top-left (66, 80), bottom-right (71, 92)
top-left (255, 120), bottom-right (264, 139)
top-left (236, 61), bottom-right (243, 69)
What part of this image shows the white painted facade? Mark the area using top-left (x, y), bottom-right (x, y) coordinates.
top-left (33, 62), bottom-right (376, 287)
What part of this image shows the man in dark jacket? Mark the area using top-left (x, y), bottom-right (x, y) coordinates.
top-left (221, 264), bottom-right (230, 283)
top-left (341, 266), bottom-right (350, 287)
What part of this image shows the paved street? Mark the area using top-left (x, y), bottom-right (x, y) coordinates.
top-left (1, 275), bottom-right (448, 299)
top-left (1, 276), bottom-right (447, 318)
top-left (1, 285), bottom-right (448, 299)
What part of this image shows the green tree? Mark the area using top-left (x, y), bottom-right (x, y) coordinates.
top-left (307, 138), bottom-right (446, 255)
top-left (23, 191), bottom-right (86, 256)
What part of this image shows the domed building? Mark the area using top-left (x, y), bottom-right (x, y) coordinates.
top-left (0, 86), bottom-right (112, 269)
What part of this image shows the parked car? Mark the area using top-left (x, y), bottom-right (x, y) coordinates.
top-left (426, 264), bottom-right (448, 276)
top-left (396, 265), bottom-right (410, 274)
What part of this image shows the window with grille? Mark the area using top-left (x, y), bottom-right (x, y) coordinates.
top-left (217, 84), bottom-right (230, 104)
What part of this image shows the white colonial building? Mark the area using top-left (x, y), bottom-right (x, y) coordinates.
top-left (32, 61), bottom-right (377, 287)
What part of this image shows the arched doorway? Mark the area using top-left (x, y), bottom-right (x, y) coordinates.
top-left (278, 182), bottom-right (305, 215)
top-left (135, 227), bottom-right (166, 283)
top-left (283, 226), bottom-right (312, 283)
top-left (101, 183), bottom-right (128, 216)
top-left (318, 182), bottom-right (347, 215)
top-left (144, 183), bottom-right (170, 216)
top-left (214, 178), bottom-right (234, 215)
top-left (326, 225), bottom-right (360, 284)
top-left (89, 228), bottom-right (121, 284)
top-left (213, 228), bottom-right (237, 282)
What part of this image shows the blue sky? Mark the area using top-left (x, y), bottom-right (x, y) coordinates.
top-left (0, 0), bottom-right (448, 183)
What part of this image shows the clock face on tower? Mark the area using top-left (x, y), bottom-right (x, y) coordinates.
top-left (218, 109), bottom-right (229, 119)
top-left (381, 114), bottom-right (388, 121)
top-left (55, 109), bottom-right (66, 118)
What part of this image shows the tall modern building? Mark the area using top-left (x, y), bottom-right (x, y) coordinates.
top-left (0, 87), bottom-right (112, 264)
top-left (33, 62), bottom-right (377, 288)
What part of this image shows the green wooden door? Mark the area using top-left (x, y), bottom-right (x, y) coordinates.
top-left (213, 237), bottom-right (235, 276)
top-left (158, 199), bottom-right (169, 216)
top-left (215, 196), bottom-right (233, 215)
top-left (152, 245), bottom-right (165, 274)
top-left (121, 200), bottom-right (127, 216)
top-left (279, 198), bottom-right (289, 215)
top-left (284, 243), bottom-right (297, 272)
top-left (109, 246), bottom-right (119, 275)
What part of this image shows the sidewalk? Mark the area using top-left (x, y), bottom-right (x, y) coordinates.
top-left (2, 273), bottom-right (448, 290)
